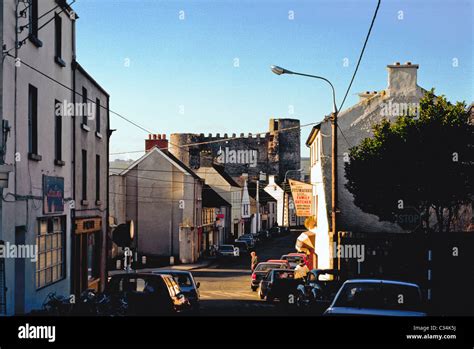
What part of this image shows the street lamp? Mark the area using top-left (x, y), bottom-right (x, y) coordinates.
top-left (284, 168), bottom-right (303, 182)
top-left (271, 64), bottom-right (339, 270)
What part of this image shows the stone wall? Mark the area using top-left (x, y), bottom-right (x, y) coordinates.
top-left (169, 118), bottom-right (301, 183)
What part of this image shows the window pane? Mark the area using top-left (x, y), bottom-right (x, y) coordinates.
top-left (52, 249), bottom-right (58, 265)
top-left (39, 220), bottom-right (47, 235)
top-left (38, 253), bottom-right (45, 270)
top-left (45, 268), bottom-right (52, 284)
top-left (38, 236), bottom-right (45, 253)
top-left (52, 234), bottom-right (58, 249)
top-left (46, 251), bottom-right (52, 267)
top-left (52, 265), bottom-right (58, 282)
top-left (53, 218), bottom-right (61, 232)
top-left (39, 271), bottom-right (45, 288)
top-left (46, 235), bottom-right (52, 250)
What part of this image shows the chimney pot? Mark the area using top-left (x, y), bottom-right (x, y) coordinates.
top-left (406, 61), bottom-right (412, 65)
top-left (148, 134), bottom-right (152, 140)
top-left (162, 134), bottom-right (166, 140)
top-left (153, 134), bottom-right (157, 140)
top-left (395, 62), bottom-right (400, 65)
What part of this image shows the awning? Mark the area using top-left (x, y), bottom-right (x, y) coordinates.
top-left (295, 231), bottom-right (316, 253)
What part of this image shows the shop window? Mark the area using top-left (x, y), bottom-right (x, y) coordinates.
top-left (36, 217), bottom-right (65, 289)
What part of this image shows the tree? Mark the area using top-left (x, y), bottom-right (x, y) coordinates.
top-left (345, 89), bottom-right (473, 232)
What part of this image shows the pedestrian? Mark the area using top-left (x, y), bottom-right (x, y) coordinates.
top-left (294, 260), bottom-right (310, 280)
top-left (250, 251), bottom-right (259, 272)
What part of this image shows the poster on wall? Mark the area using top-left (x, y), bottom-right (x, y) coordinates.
top-left (43, 175), bottom-right (64, 214)
top-left (288, 179), bottom-right (312, 217)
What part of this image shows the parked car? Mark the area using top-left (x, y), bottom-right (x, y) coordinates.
top-left (295, 269), bottom-right (343, 312)
top-left (105, 273), bottom-right (190, 315)
top-left (258, 269), bottom-right (303, 303)
top-left (237, 235), bottom-right (255, 248)
top-left (153, 270), bottom-right (200, 313)
top-left (269, 226), bottom-right (281, 236)
top-left (233, 240), bottom-right (250, 255)
top-left (256, 230), bottom-right (269, 241)
top-left (251, 262), bottom-right (290, 291)
top-left (280, 253), bottom-right (311, 269)
top-left (324, 279), bottom-right (427, 317)
top-left (266, 259), bottom-right (291, 269)
top-left (216, 244), bottom-right (238, 258)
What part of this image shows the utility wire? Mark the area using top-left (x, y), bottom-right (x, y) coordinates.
top-left (109, 121), bottom-right (317, 156)
top-left (338, 0), bottom-right (381, 113)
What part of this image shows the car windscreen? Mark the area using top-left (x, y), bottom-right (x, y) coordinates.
top-left (255, 263), bottom-right (281, 272)
top-left (273, 271), bottom-right (294, 279)
top-left (334, 283), bottom-right (422, 311)
top-left (111, 276), bottom-right (164, 295)
top-left (283, 256), bottom-right (303, 263)
top-left (173, 274), bottom-right (193, 287)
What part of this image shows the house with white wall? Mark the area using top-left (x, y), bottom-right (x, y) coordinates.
top-left (195, 164), bottom-right (242, 239)
top-left (307, 62), bottom-right (428, 270)
top-left (109, 137), bottom-right (203, 265)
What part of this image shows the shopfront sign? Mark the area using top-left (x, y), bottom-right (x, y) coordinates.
top-left (288, 179), bottom-right (312, 217)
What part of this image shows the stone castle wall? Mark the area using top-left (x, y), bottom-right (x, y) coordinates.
top-left (169, 118), bottom-right (301, 182)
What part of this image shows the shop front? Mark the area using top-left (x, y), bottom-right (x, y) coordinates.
top-left (72, 217), bottom-right (103, 295)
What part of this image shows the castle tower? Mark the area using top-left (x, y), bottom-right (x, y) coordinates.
top-left (269, 118), bottom-right (301, 183)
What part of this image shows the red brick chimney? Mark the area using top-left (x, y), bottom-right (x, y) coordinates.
top-left (145, 134), bottom-right (168, 152)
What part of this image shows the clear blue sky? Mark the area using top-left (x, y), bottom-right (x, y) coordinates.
top-left (73, 0), bottom-right (473, 159)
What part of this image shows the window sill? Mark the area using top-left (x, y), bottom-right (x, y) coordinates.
top-left (81, 200), bottom-right (89, 206)
top-left (55, 56), bottom-right (66, 67)
top-left (95, 132), bottom-right (103, 139)
top-left (28, 35), bottom-right (43, 48)
top-left (81, 124), bottom-right (90, 132)
top-left (28, 153), bottom-right (42, 161)
top-left (54, 159), bottom-right (65, 167)
top-left (95, 200), bottom-right (102, 206)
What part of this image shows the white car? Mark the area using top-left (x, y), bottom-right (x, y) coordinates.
top-left (323, 279), bottom-right (427, 317)
top-left (216, 245), bottom-right (239, 257)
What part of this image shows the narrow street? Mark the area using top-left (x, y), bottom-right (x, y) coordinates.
top-left (193, 231), bottom-right (302, 315)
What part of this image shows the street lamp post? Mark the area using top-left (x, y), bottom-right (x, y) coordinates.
top-left (271, 65), bottom-right (339, 270)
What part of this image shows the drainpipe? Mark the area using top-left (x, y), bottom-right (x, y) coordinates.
top-left (71, 14), bottom-right (77, 296)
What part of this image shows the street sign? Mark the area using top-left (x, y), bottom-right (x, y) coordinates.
top-left (395, 207), bottom-right (421, 231)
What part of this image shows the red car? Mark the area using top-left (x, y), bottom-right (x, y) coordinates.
top-left (280, 253), bottom-right (311, 269)
top-left (266, 259), bottom-right (291, 269)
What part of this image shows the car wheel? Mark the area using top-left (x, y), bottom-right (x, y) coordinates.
top-left (251, 286), bottom-right (257, 292)
top-left (296, 292), bottom-right (305, 308)
top-left (258, 288), bottom-right (265, 300)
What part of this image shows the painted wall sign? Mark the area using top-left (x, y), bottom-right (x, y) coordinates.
top-left (288, 179), bottom-right (312, 217)
top-left (43, 176), bottom-right (64, 214)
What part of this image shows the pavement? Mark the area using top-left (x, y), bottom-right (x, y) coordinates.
top-left (108, 258), bottom-right (216, 276)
